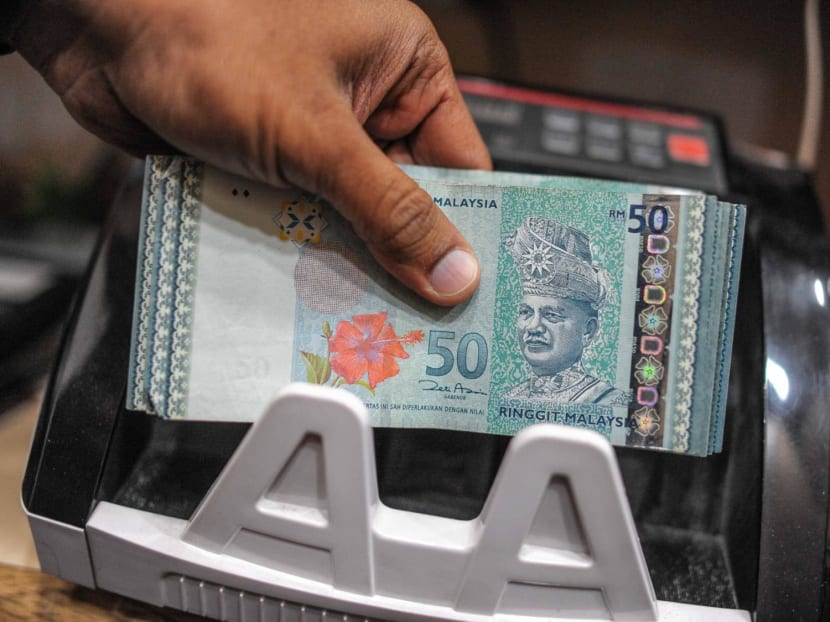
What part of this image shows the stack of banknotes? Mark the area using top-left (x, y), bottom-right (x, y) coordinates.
top-left (127, 155), bottom-right (745, 456)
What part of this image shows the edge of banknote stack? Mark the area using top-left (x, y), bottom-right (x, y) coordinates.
top-left (128, 156), bottom-right (205, 419)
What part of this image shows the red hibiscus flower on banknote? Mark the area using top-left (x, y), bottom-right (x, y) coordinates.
top-left (330, 312), bottom-right (423, 388)
top-left (301, 312), bottom-right (423, 392)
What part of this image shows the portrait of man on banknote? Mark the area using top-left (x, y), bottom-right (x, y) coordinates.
top-left (504, 217), bottom-right (628, 406)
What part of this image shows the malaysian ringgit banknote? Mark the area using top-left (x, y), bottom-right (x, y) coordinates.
top-left (128, 156), bottom-right (744, 456)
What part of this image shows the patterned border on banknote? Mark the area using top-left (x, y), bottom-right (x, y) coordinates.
top-left (128, 156), bottom-right (167, 413)
top-left (166, 158), bottom-right (204, 419)
top-left (686, 198), bottom-right (725, 454)
top-left (671, 202), bottom-right (705, 452)
top-left (149, 158), bottom-right (185, 416)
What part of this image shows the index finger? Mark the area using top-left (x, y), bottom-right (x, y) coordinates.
top-left (407, 78), bottom-right (492, 171)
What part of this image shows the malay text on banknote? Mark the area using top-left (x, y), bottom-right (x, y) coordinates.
top-left (128, 157), bottom-right (745, 456)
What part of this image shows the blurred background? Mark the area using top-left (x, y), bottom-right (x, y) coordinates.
top-left (0, 0), bottom-right (827, 573)
top-left (419, 0), bottom-right (830, 215)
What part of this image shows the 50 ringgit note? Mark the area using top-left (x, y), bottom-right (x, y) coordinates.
top-left (128, 156), bottom-right (744, 456)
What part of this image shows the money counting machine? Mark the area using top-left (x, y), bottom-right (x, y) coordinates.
top-left (22, 76), bottom-right (830, 621)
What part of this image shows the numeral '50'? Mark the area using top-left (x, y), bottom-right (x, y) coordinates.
top-left (627, 204), bottom-right (668, 233)
top-left (425, 330), bottom-right (488, 379)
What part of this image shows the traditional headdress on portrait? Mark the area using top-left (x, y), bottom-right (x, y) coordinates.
top-left (504, 217), bottom-right (608, 310)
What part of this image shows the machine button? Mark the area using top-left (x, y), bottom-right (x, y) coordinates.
top-left (490, 130), bottom-right (519, 150)
top-left (586, 138), bottom-right (622, 162)
top-left (465, 97), bottom-right (523, 127)
top-left (667, 134), bottom-right (710, 166)
top-left (543, 109), bottom-right (581, 133)
top-left (586, 116), bottom-right (622, 141)
top-left (541, 131), bottom-right (581, 156)
top-left (628, 121), bottom-right (662, 146)
top-left (629, 144), bottom-right (666, 169)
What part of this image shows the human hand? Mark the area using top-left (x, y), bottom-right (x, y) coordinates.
top-left (14, 0), bottom-right (491, 305)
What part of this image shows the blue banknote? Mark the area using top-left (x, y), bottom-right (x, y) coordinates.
top-left (128, 157), bottom-right (744, 456)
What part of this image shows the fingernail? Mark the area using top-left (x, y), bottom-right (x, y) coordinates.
top-left (429, 249), bottom-right (479, 296)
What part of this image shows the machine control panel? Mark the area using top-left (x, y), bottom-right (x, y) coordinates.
top-left (458, 76), bottom-right (728, 194)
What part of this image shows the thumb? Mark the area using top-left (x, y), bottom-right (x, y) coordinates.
top-left (280, 102), bottom-right (480, 306)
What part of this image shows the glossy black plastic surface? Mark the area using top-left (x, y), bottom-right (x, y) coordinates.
top-left (21, 186), bottom-right (139, 527)
top-left (732, 160), bottom-right (830, 622)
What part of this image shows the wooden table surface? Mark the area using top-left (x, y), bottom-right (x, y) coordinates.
top-left (0, 565), bottom-right (205, 621)
top-left (0, 395), bottom-right (40, 569)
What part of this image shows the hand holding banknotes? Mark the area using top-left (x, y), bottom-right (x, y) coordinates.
top-left (12, 0), bottom-right (491, 304)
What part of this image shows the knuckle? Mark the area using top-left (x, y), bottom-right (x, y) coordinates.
top-left (278, 97), bottom-right (350, 190)
top-left (355, 182), bottom-right (440, 265)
